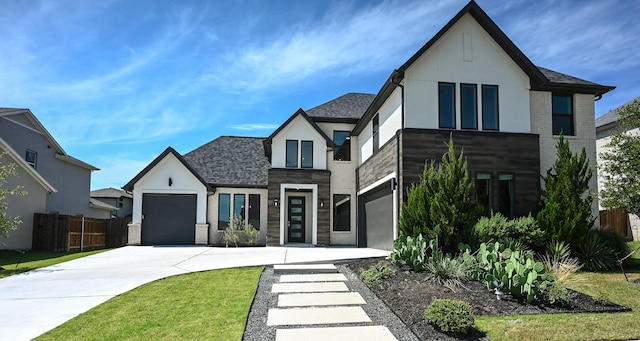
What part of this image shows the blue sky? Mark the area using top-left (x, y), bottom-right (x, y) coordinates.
top-left (2, 0), bottom-right (639, 190)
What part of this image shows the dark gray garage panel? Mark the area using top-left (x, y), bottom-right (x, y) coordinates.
top-left (142, 194), bottom-right (196, 245)
top-left (358, 182), bottom-right (394, 251)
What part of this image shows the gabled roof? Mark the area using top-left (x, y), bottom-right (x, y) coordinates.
top-left (263, 108), bottom-right (334, 160)
top-left (0, 137), bottom-right (56, 194)
top-left (89, 198), bottom-right (118, 211)
top-left (183, 136), bottom-right (270, 187)
top-left (596, 96), bottom-right (640, 132)
top-left (352, 0), bottom-right (615, 135)
top-left (91, 187), bottom-right (133, 199)
top-left (122, 147), bottom-right (211, 191)
top-left (0, 107), bottom-right (99, 171)
top-left (306, 93), bottom-right (376, 122)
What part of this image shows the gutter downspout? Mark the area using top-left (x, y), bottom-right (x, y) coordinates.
top-left (390, 70), bottom-right (405, 237)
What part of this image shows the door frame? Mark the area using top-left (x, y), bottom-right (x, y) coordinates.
top-left (287, 196), bottom-right (306, 243)
top-left (279, 183), bottom-right (318, 245)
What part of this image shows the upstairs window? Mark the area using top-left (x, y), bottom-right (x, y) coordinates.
top-left (552, 94), bottom-right (574, 135)
top-left (286, 140), bottom-right (298, 167)
top-left (460, 83), bottom-right (477, 129)
top-left (439, 82), bottom-right (456, 129)
top-left (301, 141), bottom-right (313, 168)
top-left (372, 114), bottom-right (379, 153)
top-left (26, 150), bottom-right (37, 169)
top-left (482, 85), bottom-right (499, 130)
top-left (333, 131), bottom-right (351, 161)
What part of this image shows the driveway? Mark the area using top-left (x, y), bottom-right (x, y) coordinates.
top-left (0, 246), bottom-right (389, 340)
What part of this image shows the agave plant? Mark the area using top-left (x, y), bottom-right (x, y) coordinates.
top-left (574, 231), bottom-right (616, 271)
top-left (540, 240), bottom-right (583, 284)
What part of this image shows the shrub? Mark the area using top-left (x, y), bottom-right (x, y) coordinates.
top-left (540, 240), bottom-right (583, 285)
top-left (423, 239), bottom-right (470, 290)
top-left (424, 299), bottom-right (475, 334)
top-left (390, 234), bottom-right (429, 272)
top-left (541, 280), bottom-right (574, 306)
top-left (222, 215), bottom-right (260, 247)
top-left (473, 213), bottom-right (546, 249)
top-left (574, 230), bottom-right (616, 271)
top-left (360, 260), bottom-right (397, 284)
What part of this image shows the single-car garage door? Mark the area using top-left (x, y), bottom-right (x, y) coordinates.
top-left (358, 182), bottom-right (394, 250)
top-left (142, 194), bottom-right (196, 245)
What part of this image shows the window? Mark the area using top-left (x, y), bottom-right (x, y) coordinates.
top-left (234, 194), bottom-right (245, 219)
top-left (26, 150), bottom-right (37, 169)
top-left (498, 174), bottom-right (515, 218)
top-left (333, 131), bottom-right (351, 161)
top-left (460, 83), bottom-right (477, 129)
top-left (552, 94), bottom-right (574, 135)
top-left (333, 194), bottom-right (351, 231)
top-left (286, 140), bottom-right (298, 167)
top-left (248, 194), bottom-right (260, 230)
top-left (301, 141), bottom-right (313, 168)
top-left (372, 114), bottom-right (379, 153)
top-left (482, 85), bottom-right (499, 130)
top-left (218, 194), bottom-right (231, 230)
top-left (476, 173), bottom-right (492, 216)
top-left (439, 82), bottom-right (456, 128)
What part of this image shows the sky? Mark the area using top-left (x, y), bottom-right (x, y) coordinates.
top-left (1, 0), bottom-right (639, 190)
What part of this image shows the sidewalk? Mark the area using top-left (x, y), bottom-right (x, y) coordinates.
top-left (0, 246), bottom-right (389, 341)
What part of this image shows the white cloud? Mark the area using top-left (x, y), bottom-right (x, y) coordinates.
top-left (227, 123), bottom-right (280, 131)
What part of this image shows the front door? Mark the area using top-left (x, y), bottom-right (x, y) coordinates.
top-left (287, 197), bottom-right (305, 243)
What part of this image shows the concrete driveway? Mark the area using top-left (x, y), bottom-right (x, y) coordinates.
top-left (0, 245), bottom-right (389, 341)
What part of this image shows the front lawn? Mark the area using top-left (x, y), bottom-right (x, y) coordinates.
top-left (36, 267), bottom-right (263, 341)
top-left (0, 249), bottom-right (110, 279)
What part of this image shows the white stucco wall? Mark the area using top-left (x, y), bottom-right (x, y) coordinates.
top-left (358, 89), bottom-right (402, 164)
top-left (530, 91), bottom-right (600, 226)
top-left (271, 115), bottom-right (327, 169)
top-left (207, 187), bottom-right (268, 245)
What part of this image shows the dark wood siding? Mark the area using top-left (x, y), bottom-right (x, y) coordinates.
top-left (267, 168), bottom-right (331, 245)
top-left (398, 129), bottom-right (540, 217)
top-left (357, 135), bottom-right (398, 191)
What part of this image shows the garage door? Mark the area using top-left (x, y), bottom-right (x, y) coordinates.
top-left (358, 182), bottom-right (394, 251)
top-left (142, 194), bottom-right (196, 245)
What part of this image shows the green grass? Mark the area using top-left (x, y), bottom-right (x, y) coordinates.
top-left (475, 243), bottom-right (640, 341)
top-left (36, 267), bottom-right (263, 341)
top-left (0, 249), bottom-right (109, 279)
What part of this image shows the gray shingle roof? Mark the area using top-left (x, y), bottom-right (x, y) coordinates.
top-left (596, 96), bottom-right (640, 129)
top-left (537, 67), bottom-right (605, 87)
top-left (183, 136), bottom-right (269, 187)
top-left (306, 93), bottom-right (375, 121)
top-left (91, 187), bottom-right (132, 199)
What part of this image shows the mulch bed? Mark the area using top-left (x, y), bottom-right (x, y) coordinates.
top-left (347, 257), bottom-right (630, 341)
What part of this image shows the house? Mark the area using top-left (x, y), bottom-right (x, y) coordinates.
top-left (596, 97), bottom-right (640, 240)
top-left (90, 187), bottom-right (133, 218)
top-left (0, 108), bottom-right (102, 249)
top-left (124, 1), bottom-right (613, 250)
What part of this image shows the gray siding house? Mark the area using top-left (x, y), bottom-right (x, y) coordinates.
top-left (124, 1), bottom-right (613, 250)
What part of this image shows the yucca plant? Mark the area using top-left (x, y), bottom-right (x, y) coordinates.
top-left (540, 240), bottom-right (583, 285)
top-left (574, 231), bottom-right (616, 271)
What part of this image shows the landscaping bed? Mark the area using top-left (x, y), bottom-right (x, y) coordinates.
top-left (348, 257), bottom-right (630, 341)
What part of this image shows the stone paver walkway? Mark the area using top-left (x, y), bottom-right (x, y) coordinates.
top-left (267, 263), bottom-right (398, 341)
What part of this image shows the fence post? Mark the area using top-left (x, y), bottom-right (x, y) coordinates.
top-left (81, 216), bottom-right (85, 252)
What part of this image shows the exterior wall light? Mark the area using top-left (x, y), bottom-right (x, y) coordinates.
top-left (169, 178), bottom-right (173, 186)
top-left (274, 198), bottom-right (279, 206)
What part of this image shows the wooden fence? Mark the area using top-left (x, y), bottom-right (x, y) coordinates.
top-left (32, 213), bottom-right (130, 252)
top-left (599, 208), bottom-right (629, 237)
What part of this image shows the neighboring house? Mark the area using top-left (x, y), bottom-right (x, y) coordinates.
top-left (0, 108), bottom-right (103, 249)
top-left (596, 97), bottom-right (640, 240)
top-left (90, 187), bottom-right (133, 218)
top-left (124, 1), bottom-right (613, 250)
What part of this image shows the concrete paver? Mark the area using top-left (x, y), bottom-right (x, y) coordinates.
top-left (279, 273), bottom-right (347, 282)
top-left (267, 306), bottom-right (372, 326)
top-left (278, 292), bottom-right (366, 307)
top-left (272, 282), bottom-right (349, 293)
top-left (273, 264), bottom-right (337, 274)
top-left (275, 326), bottom-right (398, 341)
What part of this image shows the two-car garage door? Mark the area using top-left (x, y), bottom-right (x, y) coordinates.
top-left (142, 194), bottom-right (196, 245)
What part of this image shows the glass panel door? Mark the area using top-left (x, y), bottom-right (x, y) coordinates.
top-left (287, 196), bottom-right (305, 243)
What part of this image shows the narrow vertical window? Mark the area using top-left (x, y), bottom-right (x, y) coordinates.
top-left (26, 150), bottom-right (37, 169)
top-left (498, 174), bottom-right (515, 218)
top-left (476, 173), bottom-right (492, 216)
top-left (218, 194), bottom-right (230, 230)
top-left (301, 140), bottom-right (313, 168)
top-left (460, 83), bottom-right (477, 129)
top-left (439, 82), bottom-right (456, 128)
top-left (248, 194), bottom-right (260, 230)
top-left (286, 140), bottom-right (298, 168)
top-left (333, 194), bottom-right (351, 231)
top-left (552, 94), bottom-right (574, 135)
top-left (234, 194), bottom-right (246, 221)
top-left (333, 131), bottom-right (351, 161)
top-left (482, 85), bottom-right (499, 130)
top-left (372, 114), bottom-right (379, 153)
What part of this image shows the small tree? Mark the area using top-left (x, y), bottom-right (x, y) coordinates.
top-left (600, 99), bottom-right (640, 217)
top-left (0, 155), bottom-right (26, 241)
top-left (398, 136), bottom-right (480, 251)
top-left (535, 135), bottom-right (594, 245)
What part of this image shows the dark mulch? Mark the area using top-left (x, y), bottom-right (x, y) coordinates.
top-left (347, 257), bottom-right (630, 341)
